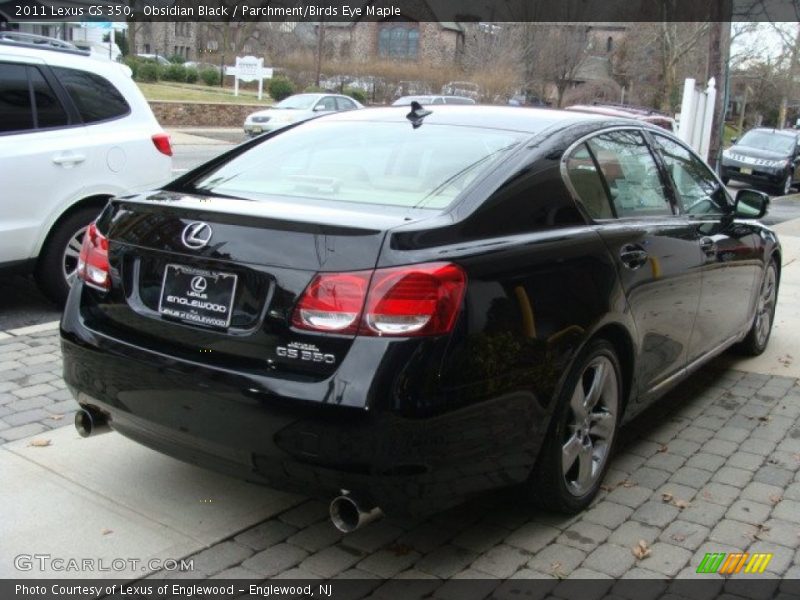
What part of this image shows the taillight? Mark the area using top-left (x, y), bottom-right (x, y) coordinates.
top-left (292, 271), bottom-right (371, 334)
top-left (77, 222), bottom-right (110, 290)
top-left (292, 262), bottom-right (466, 337)
top-left (151, 133), bottom-right (173, 156)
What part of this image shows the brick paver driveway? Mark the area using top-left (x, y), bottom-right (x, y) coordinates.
top-left (2, 323), bottom-right (800, 593)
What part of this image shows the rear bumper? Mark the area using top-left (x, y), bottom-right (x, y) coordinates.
top-left (60, 291), bottom-right (546, 514)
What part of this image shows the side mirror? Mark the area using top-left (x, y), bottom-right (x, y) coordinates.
top-left (313, 105), bottom-right (327, 112)
top-left (734, 189), bottom-right (769, 219)
top-left (730, 137), bottom-right (738, 145)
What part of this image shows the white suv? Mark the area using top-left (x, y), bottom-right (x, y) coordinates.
top-left (0, 32), bottom-right (173, 303)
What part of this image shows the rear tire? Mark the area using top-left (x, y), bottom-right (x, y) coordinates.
top-left (528, 339), bottom-right (623, 513)
top-left (35, 205), bottom-right (104, 305)
top-left (735, 260), bottom-right (778, 356)
top-left (773, 173), bottom-right (792, 196)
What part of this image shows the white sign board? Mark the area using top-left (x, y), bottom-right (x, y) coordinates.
top-left (224, 56), bottom-right (274, 100)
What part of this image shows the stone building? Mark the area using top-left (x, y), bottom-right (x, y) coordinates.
top-left (321, 20), bottom-right (464, 66)
top-left (133, 22), bottom-right (196, 60)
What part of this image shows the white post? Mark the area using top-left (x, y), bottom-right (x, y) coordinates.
top-left (699, 78), bottom-right (716, 161)
top-left (234, 76), bottom-right (239, 97)
top-left (257, 78), bottom-right (262, 100)
top-left (678, 78), bottom-right (696, 145)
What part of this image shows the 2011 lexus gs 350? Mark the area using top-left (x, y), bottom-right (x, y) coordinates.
top-left (61, 106), bottom-right (780, 531)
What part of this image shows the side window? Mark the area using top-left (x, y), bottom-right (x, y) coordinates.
top-left (587, 130), bottom-right (673, 218)
top-left (336, 97), bottom-right (356, 111)
top-left (0, 63), bottom-right (34, 133)
top-left (316, 96), bottom-right (337, 112)
top-left (52, 66), bottom-right (129, 123)
top-left (565, 143), bottom-right (613, 219)
top-left (651, 134), bottom-right (732, 216)
top-left (29, 68), bottom-right (68, 129)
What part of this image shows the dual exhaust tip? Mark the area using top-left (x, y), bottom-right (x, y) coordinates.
top-left (74, 407), bottom-right (110, 438)
top-left (329, 493), bottom-right (383, 533)
top-left (75, 408), bottom-right (380, 533)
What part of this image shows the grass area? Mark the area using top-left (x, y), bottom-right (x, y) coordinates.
top-left (723, 123), bottom-right (741, 147)
top-left (137, 81), bottom-right (274, 105)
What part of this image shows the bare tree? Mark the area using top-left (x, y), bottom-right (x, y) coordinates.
top-left (617, 22), bottom-right (710, 111)
top-left (523, 23), bottom-right (591, 107)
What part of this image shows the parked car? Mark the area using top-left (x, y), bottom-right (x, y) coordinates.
top-left (566, 103), bottom-right (676, 132)
top-left (135, 53), bottom-right (170, 66)
top-left (243, 93), bottom-right (363, 137)
top-left (62, 106), bottom-right (780, 530)
top-left (183, 61), bottom-right (220, 73)
top-left (392, 95), bottom-right (476, 106)
top-left (0, 32), bottom-right (173, 304)
top-left (721, 127), bottom-right (800, 195)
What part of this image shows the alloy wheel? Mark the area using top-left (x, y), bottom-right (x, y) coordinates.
top-left (62, 225), bottom-right (87, 287)
top-left (754, 265), bottom-right (777, 348)
top-left (562, 355), bottom-right (618, 496)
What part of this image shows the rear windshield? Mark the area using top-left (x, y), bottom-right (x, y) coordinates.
top-left (190, 121), bottom-right (525, 209)
top-left (739, 130), bottom-right (796, 154)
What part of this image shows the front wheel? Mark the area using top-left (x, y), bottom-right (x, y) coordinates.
top-left (528, 339), bottom-right (623, 513)
top-left (774, 173), bottom-right (793, 196)
top-left (735, 260), bottom-right (778, 356)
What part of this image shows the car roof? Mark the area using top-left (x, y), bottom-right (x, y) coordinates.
top-left (322, 105), bottom-right (610, 133)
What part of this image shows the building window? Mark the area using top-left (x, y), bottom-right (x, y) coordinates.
top-left (378, 24), bottom-right (419, 59)
top-left (607, 36), bottom-right (613, 52)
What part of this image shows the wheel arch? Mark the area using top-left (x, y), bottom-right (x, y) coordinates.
top-left (590, 323), bottom-right (636, 414)
top-left (35, 195), bottom-right (111, 262)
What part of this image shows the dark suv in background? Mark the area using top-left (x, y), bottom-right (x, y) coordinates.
top-left (722, 127), bottom-right (800, 195)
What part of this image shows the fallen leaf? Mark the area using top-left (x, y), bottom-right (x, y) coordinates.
top-left (673, 499), bottom-right (691, 509)
top-left (387, 543), bottom-right (412, 556)
top-left (661, 492), bottom-right (674, 503)
top-left (657, 444), bottom-right (668, 453)
top-left (47, 413), bottom-right (64, 421)
top-left (600, 484), bottom-right (614, 492)
top-left (769, 494), bottom-right (782, 505)
top-left (621, 480), bottom-right (635, 488)
top-left (758, 416), bottom-right (772, 422)
top-left (28, 439), bottom-right (51, 447)
top-left (632, 539), bottom-right (651, 560)
top-left (670, 533), bottom-right (687, 542)
top-left (101, 528), bottom-right (113, 536)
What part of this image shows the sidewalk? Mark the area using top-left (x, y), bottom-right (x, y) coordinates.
top-left (1, 221), bottom-right (799, 586)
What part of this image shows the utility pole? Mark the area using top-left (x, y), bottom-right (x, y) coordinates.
top-left (315, 20), bottom-right (326, 88)
top-left (777, 23), bottom-right (800, 129)
top-left (706, 11), bottom-right (731, 171)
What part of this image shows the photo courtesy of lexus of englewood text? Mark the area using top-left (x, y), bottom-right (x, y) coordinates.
top-left (1, 1), bottom-right (800, 599)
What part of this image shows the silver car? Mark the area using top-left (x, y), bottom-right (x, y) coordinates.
top-left (244, 93), bottom-right (363, 137)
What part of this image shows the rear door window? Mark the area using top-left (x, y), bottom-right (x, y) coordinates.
top-left (336, 97), bottom-right (357, 111)
top-left (52, 66), bottom-right (129, 123)
top-left (29, 67), bottom-right (69, 129)
top-left (0, 63), bottom-right (34, 133)
top-left (586, 130), bottom-right (674, 218)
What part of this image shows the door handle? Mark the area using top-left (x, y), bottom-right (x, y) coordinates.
top-left (699, 236), bottom-right (717, 256)
top-left (619, 244), bottom-right (649, 269)
top-left (52, 153), bottom-right (86, 166)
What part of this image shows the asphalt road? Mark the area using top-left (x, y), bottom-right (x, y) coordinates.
top-left (2, 139), bottom-right (800, 332)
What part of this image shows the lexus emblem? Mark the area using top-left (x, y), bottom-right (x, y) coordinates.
top-left (190, 276), bottom-right (207, 293)
top-left (181, 222), bottom-right (212, 249)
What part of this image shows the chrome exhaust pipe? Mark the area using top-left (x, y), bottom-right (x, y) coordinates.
top-left (74, 407), bottom-right (110, 438)
top-left (329, 493), bottom-right (383, 533)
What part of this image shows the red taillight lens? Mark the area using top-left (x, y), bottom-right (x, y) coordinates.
top-left (291, 262), bottom-right (466, 337)
top-left (363, 263), bottom-right (466, 336)
top-left (292, 271), bottom-right (371, 334)
top-left (77, 222), bottom-right (110, 290)
top-left (151, 133), bottom-right (173, 156)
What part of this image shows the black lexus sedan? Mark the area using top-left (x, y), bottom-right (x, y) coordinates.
top-left (61, 106), bottom-right (781, 527)
top-left (721, 127), bottom-right (800, 195)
